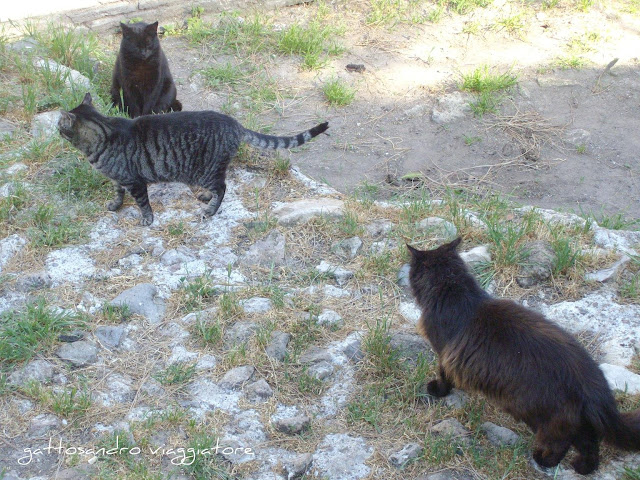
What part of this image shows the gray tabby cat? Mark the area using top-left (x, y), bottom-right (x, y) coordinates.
top-left (58, 93), bottom-right (329, 225)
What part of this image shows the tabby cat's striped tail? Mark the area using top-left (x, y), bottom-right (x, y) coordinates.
top-left (242, 122), bottom-right (328, 150)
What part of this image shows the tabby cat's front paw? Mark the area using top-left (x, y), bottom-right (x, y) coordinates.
top-left (140, 214), bottom-right (154, 226)
top-left (106, 200), bottom-right (123, 211)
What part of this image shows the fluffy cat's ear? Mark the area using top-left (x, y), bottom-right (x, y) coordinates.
top-left (406, 244), bottom-right (423, 258)
top-left (145, 21), bottom-right (159, 35)
top-left (445, 237), bottom-right (462, 251)
top-left (82, 92), bottom-right (93, 106)
top-left (120, 22), bottom-right (132, 36)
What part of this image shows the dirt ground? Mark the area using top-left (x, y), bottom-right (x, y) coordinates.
top-left (156, 0), bottom-right (640, 221)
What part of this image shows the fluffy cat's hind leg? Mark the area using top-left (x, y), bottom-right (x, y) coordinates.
top-left (571, 422), bottom-right (600, 475)
top-left (127, 182), bottom-right (154, 226)
top-left (532, 420), bottom-right (573, 469)
top-left (189, 185), bottom-right (213, 203)
top-left (107, 180), bottom-right (125, 211)
top-left (427, 365), bottom-right (453, 397)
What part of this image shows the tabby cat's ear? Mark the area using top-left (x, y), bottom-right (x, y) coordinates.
top-left (145, 21), bottom-right (159, 35)
top-left (445, 237), bottom-right (462, 251)
top-left (59, 111), bottom-right (76, 124)
top-left (82, 92), bottom-right (93, 106)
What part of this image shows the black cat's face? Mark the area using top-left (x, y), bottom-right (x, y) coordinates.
top-left (120, 21), bottom-right (160, 60)
top-left (406, 237), bottom-right (463, 289)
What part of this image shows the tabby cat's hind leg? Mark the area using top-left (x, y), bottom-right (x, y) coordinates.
top-left (426, 365), bottom-right (453, 397)
top-left (127, 182), bottom-right (154, 226)
top-left (189, 185), bottom-right (213, 203)
top-left (532, 419), bottom-right (573, 469)
top-left (201, 181), bottom-right (226, 218)
top-left (571, 421), bottom-right (600, 475)
top-left (107, 180), bottom-right (125, 211)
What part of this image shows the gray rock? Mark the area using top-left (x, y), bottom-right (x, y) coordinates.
top-left (0, 234), bottom-right (26, 273)
top-left (55, 340), bottom-right (98, 367)
top-left (240, 230), bottom-right (286, 267)
top-left (110, 283), bottom-right (165, 324)
top-left (398, 263), bottom-right (410, 287)
top-left (266, 331), bottom-right (291, 361)
top-left (317, 309), bottom-right (344, 328)
top-left (460, 245), bottom-right (491, 267)
top-left (95, 325), bottom-right (126, 348)
top-left (8, 359), bottom-right (55, 386)
top-left (585, 255), bottom-right (630, 282)
top-left (331, 236), bottom-right (363, 260)
top-left (30, 110), bottom-right (62, 138)
top-left (442, 389), bottom-right (469, 409)
top-left (390, 332), bottom-right (433, 364)
top-left (0, 118), bottom-right (18, 138)
top-left (312, 433), bottom-right (373, 480)
top-left (429, 418), bottom-right (471, 445)
top-left (244, 378), bottom-right (274, 402)
top-left (565, 128), bottom-right (591, 145)
top-left (54, 465), bottom-right (96, 480)
top-left (600, 363), bottom-right (640, 394)
top-left (274, 414), bottom-right (311, 435)
top-left (161, 247), bottom-right (195, 266)
top-left (481, 421), bottom-right (520, 446)
top-left (417, 470), bottom-right (474, 480)
top-left (15, 272), bottom-right (52, 292)
top-left (283, 453), bottom-right (313, 479)
top-left (29, 413), bottom-right (60, 437)
top-left (224, 321), bottom-right (257, 347)
top-left (274, 198), bottom-right (344, 226)
top-left (299, 347), bottom-right (333, 365)
top-left (8, 37), bottom-right (38, 52)
top-left (370, 238), bottom-right (398, 254)
top-left (365, 219), bottom-right (394, 237)
top-left (431, 92), bottom-right (473, 124)
top-left (389, 442), bottom-right (423, 468)
top-left (219, 365), bottom-right (255, 389)
top-left (316, 261), bottom-right (354, 286)
top-left (399, 301), bottom-right (421, 324)
top-left (417, 217), bottom-right (458, 240)
top-left (241, 296), bottom-right (273, 314)
top-left (341, 334), bottom-right (364, 363)
top-left (517, 240), bottom-right (556, 288)
top-left (308, 360), bottom-right (334, 380)
top-left (34, 59), bottom-right (91, 89)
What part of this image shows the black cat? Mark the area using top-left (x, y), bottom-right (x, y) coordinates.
top-left (408, 237), bottom-right (640, 475)
top-left (111, 21), bottom-right (181, 117)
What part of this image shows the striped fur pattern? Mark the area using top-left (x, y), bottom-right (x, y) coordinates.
top-left (58, 93), bottom-right (329, 225)
top-left (408, 238), bottom-right (640, 475)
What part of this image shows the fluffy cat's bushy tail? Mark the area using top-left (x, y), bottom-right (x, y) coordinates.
top-left (602, 407), bottom-right (640, 450)
top-left (242, 122), bottom-right (328, 150)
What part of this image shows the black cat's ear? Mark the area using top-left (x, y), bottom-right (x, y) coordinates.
top-left (120, 22), bottom-right (130, 35)
top-left (145, 21), bottom-right (159, 35)
top-left (81, 92), bottom-right (93, 106)
top-left (406, 244), bottom-right (423, 258)
top-left (445, 237), bottom-right (462, 251)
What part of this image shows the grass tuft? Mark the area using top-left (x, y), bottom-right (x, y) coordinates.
top-left (322, 77), bottom-right (356, 106)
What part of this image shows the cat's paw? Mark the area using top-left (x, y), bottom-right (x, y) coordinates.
top-left (571, 455), bottom-right (598, 475)
top-left (197, 192), bottom-right (213, 203)
top-left (106, 200), bottom-right (123, 211)
top-left (533, 448), bottom-right (562, 469)
top-left (426, 379), bottom-right (450, 397)
top-left (140, 214), bottom-right (154, 226)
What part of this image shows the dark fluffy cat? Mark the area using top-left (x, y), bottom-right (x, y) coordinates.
top-left (111, 21), bottom-right (181, 118)
top-left (407, 237), bottom-right (640, 475)
top-left (58, 93), bottom-right (328, 226)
